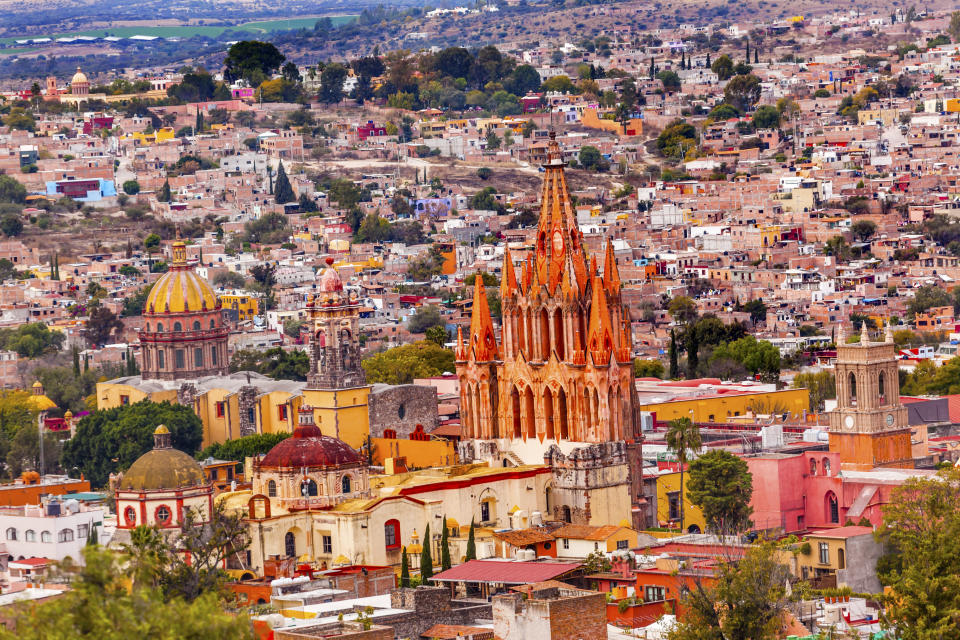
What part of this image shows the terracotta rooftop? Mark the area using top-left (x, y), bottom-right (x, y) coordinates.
top-left (492, 528), bottom-right (555, 546)
top-left (552, 524), bottom-right (626, 541)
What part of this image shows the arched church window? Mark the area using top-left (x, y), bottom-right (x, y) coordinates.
top-left (809, 458), bottom-right (817, 476)
top-left (849, 372), bottom-right (857, 406)
top-left (341, 475), bottom-right (352, 494)
top-left (174, 322), bottom-right (182, 332)
top-left (878, 371), bottom-right (886, 404)
top-left (285, 531), bottom-right (296, 557)
top-left (193, 321), bottom-right (201, 331)
top-left (267, 480), bottom-right (277, 497)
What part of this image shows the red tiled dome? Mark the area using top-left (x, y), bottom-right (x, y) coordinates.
top-left (259, 426), bottom-right (361, 469)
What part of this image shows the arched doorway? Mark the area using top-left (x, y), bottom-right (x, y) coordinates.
top-left (687, 524), bottom-right (701, 534)
top-left (285, 531), bottom-right (296, 558)
top-left (825, 491), bottom-right (840, 524)
top-left (560, 505), bottom-right (571, 523)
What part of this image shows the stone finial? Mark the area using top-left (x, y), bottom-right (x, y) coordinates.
top-left (885, 319), bottom-right (894, 343)
top-left (860, 321), bottom-right (869, 344)
top-left (837, 322), bottom-right (846, 344)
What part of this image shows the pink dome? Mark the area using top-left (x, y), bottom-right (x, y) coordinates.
top-left (317, 257), bottom-right (343, 293)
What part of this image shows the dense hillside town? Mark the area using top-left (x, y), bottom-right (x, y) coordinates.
top-left (0, 4), bottom-right (960, 639)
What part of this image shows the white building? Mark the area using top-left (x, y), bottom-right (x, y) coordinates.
top-left (0, 500), bottom-right (107, 563)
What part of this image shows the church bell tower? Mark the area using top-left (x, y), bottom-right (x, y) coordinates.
top-left (828, 322), bottom-right (912, 470)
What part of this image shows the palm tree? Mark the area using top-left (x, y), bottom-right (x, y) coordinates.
top-left (665, 417), bottom-right (702, 533)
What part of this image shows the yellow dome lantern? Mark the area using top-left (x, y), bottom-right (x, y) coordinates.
top-left (71, 67), bottom-right (88, 85)
top-left (144, 241), bottom-right (219, 315)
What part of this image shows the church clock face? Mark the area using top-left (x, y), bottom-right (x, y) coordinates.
top-left (886, 413), bottom-right (895, 426)
top-left (844, 415), bottom-right (854, 430)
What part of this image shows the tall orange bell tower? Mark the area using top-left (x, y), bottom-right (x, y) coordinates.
top-left (828, 322), bottom-right (913, 470)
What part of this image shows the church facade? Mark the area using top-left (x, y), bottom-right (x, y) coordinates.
top-left (455, 133), bottom-right (639, 527)
top-left (456, 133), bottom-right (639, 454)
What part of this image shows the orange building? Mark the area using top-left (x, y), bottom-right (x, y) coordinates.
top-left (456, 132), bottom-right (639, 446)
top-left (0, 475), bottom-right (90, 507)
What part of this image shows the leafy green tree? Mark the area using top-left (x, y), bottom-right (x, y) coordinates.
top-left (84, 306), bottom-right (124, 347)
top-left (578, 146), bottom-right (608, 171)
top-left (742, 299), bottom-right (767, 325)
top-left (61, 400), bottom-right (203, 488)
top-left (123, 284), bottom-right (154, 317)
top-left (657, 70), bottom-right (681, 92)
top-left (0, 175), bottom-right (27, 204)
top-left (319, 63), bottom-right (349, 103)
top-left (656, 119), bottom-right (698, 159)
top-left (362, 341), bottom-right (455, 384)
top-left (223, 40), bottom-right (285, 83)
top-left (420, 523), bottom-right (433, 582)
top-left (211, 271), bottom-right (246, 289)
top-left (634, 359), bottom-right (665, 379)
top-left (197, 432), bottom-right (290, 468)
top-left (408, 305), bottom-right (444, 333)
top-left (723, 74), bottom-right (762, 112)
top-left (907, 284), bottom-right (953, 320)
top-left (751, 105), bottom-right (780, 129)
top-left (824, 234), bottom-right (852, 260)
top-left (877, 467), bottom-right (960, 638)
top-left (273, 161), bottom-right (295, 205)
top-left (229, 347), bottom-right (308, 380)
top-left (950, 11), bottom-right (960, 43)
top-left (792, 371), bottom-right (836, 412)
top-left (122, 180), bottom-right (141, 195)
top-left (711, 54), bottom-right (735, 80)
top-left (0, 547), bottom-right (254, 640)
top-left (0, 323), bottom-right (64, 358)
top-left (665, 417), bottom-right (702, 532)
top-left (668, 295), bottom-right (698, 324)
top-left (851, 219), bottom-right (878, 241)
top-left (425, 325), bottom-right (448, 347)
top-left (711, 336), bottom-right (781, 383)
top-left (670, 541), bottom-right (792, 640)
top-left (687, 450), bottom-right (753, 533)
top-left (0, 216), bottom-right (23, 238)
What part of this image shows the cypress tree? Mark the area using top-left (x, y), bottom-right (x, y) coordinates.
top-left (400, 547), bottom-right (410, 587)
top-left (706, 52), bottom-right (711, 68)
top-left (83, 354), bottom-right (89, 372)
top-left (745, 39), bottom-right (750, 64)
top-left (195, 108), bottom-right (204, 133)
top-left (649, 57), bottom-right (655, 79)
top-left (420, 524), bottom-right (433, 582)
top-left (72, 347), bottom-right (81, 377)
top-left (54, 253), bottom-right (59, 280)
top-left (274, 160), bottom-right (295, 204)
top-left (87, 525), bottom-right (98, 546)
top-left (754, 47), bottom-right (759, 64)
top-left (465, 518), bottom-right (476, 561)
top-left (440, 516), bottom-right (451, 571)
top-left (686, 330), bottom-right (699, 379)
top-left (669, 329), bottom-right (679, 379)
top-left (158, 179), bottom-right (171, 203)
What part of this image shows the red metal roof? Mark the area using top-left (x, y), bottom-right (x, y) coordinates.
top-left (259, 425), bottom-right (361, 469)
top-left (430, 560), bottom-right (581, 584)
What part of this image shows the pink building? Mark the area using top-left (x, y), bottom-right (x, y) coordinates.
top-left (747, 450), bottom-right (934, 534)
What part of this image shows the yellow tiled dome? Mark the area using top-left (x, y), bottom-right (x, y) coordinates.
top-left (144, 242), bottom-right (218, 315)
top-left (71, 67), bottom-right (88, 85)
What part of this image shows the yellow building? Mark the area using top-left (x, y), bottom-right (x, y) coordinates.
top-left (636, 387), bottom-right (809, 424)
top-left (653, 469), bottom-right (706, 534)
top-left (220, 292), bottom-right (259, 323)
top-left (120, 127), bottom-right (176, 146)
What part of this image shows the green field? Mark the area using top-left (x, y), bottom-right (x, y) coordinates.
top-left (0, 15), bottom-right (356, 47)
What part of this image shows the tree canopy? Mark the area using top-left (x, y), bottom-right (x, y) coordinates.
top-left (362, 341), bottom-right (455, 384)
top-left (687, 450), bottom-right (754, 533)
top-left (61, 401), bottom-right (203, 488)
top-left (223, 40), bottom-right (285, 84)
